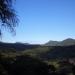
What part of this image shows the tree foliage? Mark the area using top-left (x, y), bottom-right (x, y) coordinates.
top-left (0, 0), bottom-right (18, 36)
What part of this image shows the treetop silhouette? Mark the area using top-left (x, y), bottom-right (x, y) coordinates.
top-left (0, 0), bottom-right (18, 36)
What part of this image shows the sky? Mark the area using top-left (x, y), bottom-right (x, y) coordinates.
top-left (1, 0), bottom-right (75, 44)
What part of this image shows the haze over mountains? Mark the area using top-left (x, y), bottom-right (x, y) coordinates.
top-left (45, 38), bottom-right (75, 46)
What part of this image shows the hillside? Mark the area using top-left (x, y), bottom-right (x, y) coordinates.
top-left (40, 45), bottom-right (75, 60)
top-left (0, 41), bottom-right (75, 60)
top-left (22, 45), bottom-right (75, 60)
top-left (45, 38), bottom-right (75, 46)
top-left (0, 42), bottom-right (40, 52)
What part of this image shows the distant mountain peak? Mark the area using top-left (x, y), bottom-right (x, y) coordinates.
top-left (62, 38), bottom-right (75, 41)
top-left (45, 38), bottom-right (75, 46)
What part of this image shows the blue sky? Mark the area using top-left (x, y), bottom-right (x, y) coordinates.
top-left (2, 0), bottom-right (75, 44)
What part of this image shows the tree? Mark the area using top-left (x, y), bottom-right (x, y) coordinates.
top-left (0, 0), bottom-right (18, 36)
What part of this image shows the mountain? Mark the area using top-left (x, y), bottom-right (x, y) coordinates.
top-left (0, 42), bottom-right (40, 52)
top-left (45, 41), bottom-right (59, 46)
top-left (60, 38), bottom-right (75, 46)
top-left (45, 38), bottom-right (75, 46)
top-left (0, 41), bottom-right (75, 60)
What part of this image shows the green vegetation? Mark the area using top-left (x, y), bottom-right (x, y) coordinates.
top-left (22, 46), bottom-right (51, 57)
top-left (0, 42), bottom-right (75, 75)
top-left (0, 53), bottom-right (75, 75)
top-left (22, 45), bottom-right (75, 61)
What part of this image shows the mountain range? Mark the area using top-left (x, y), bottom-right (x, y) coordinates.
top-left (45, 38), bottom-right (75, 46)
top-left (0, 38), bottom-right (75, 60)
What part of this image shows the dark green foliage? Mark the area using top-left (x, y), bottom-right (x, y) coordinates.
top-left (0, 42), bottom-right (40, 51)
top-left (40, 45), bottom-right (75, 60)
top-left (0, 54), bottom-right (75, 75)
top-left (0, 43), bottom-right (75, 75)
top-left (11, 55), bottom-right (50, 75)
top-left (72, 65), bottom-right (75, 75)
top-left (0, 55), bottom-right (50, 75)
top-left (0, 42), bottom-right (75, 61)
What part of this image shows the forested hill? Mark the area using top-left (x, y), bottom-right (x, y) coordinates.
top-left (0, 42), bottom-right (40, 52)
top-left (0, 40), bottom-right (75, 60)
top-left (22, 45), bottom-right (75, 60)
